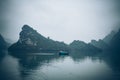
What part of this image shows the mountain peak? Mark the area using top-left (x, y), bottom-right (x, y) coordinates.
top-left (8, 25), bottom-right (69, 53)
top-left (22, 25), bottom-right (34, 31)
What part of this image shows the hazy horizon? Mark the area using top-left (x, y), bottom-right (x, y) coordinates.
top-left (0, 0), bottom-right (120, 44)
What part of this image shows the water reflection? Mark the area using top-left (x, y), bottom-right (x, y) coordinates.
top-left (18, 54), bottom-right (59, 77)
top-left (99, 51), bottom-right (120, 80)
top-left (0, 54), bottom-right (21, 80)
top-left (12, 52), bottom-right (113, 80)
top-left (0, 51), bottom-right (120, 80)
top-left (24, 56), bottom-right (112, 80)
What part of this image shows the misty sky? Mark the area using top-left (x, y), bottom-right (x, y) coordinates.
top-left (0, 0), bottom-right (120, 44)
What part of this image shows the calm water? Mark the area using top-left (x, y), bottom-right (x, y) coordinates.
top-left (0, 52), bottom-right (120, 80)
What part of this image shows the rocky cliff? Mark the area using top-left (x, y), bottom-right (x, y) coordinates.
top-left (8, 25), bottom-right (69, 53)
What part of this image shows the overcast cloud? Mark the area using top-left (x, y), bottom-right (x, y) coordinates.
top-left (0, 0), bottom-right (120, 44)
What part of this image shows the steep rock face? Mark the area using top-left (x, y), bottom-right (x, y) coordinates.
top-left (8, 25), bottom-right (69, 53)
top-left (69, 40), bottom-right (101, 52)
top-left (90, 39), bottom-right (109, 50)
top-left (0, 34), bottom-right (7, 52)
top-left (19, 25), bottom-right (38, 46)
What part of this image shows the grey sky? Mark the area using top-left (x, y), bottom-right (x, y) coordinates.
top-left (0, 0), bottom-right (120, 44)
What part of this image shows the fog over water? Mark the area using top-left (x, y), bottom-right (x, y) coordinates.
top-left (0, 0), bottom-right (120, 43)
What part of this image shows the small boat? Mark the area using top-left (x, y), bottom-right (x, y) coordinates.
top-left (59, 51), bottom-right (69, 55)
